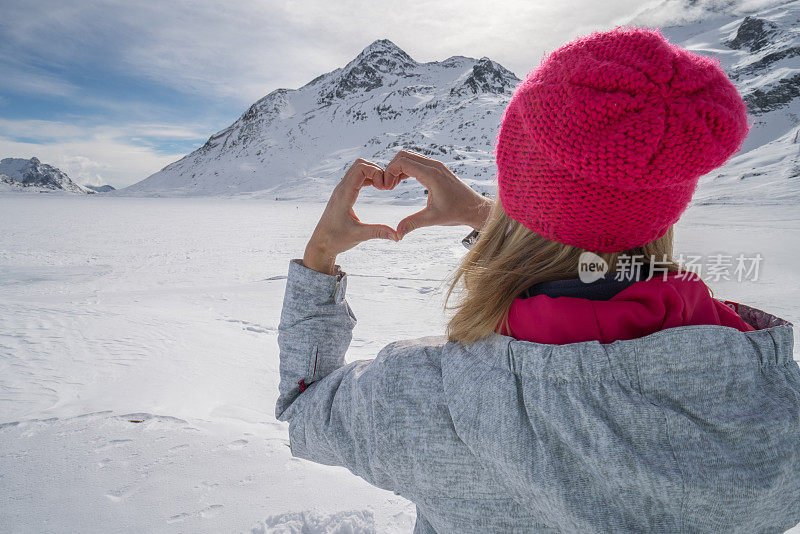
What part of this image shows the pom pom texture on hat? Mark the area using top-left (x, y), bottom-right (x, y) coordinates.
top-left (496, 27), bottom-right (750, 252)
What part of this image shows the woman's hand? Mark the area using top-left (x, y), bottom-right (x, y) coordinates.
top-left (381, 150), bottom-right (493, 239)
top-left (303, 159), bottom-right (399, 275)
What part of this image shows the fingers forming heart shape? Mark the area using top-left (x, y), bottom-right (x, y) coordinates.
top-left (328, 150), bottom-right (489, 252)
top-left (352, 152), bottom-right (449, 240)
top-left (305, 150), bottom-right (491, 274)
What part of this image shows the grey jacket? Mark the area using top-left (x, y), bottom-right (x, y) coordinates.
top-left (275, 258), bottom-right (800, 533)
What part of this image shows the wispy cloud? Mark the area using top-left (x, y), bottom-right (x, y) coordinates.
top-left (10, 0), bottom-right (766, 105)
top-left (0, 0), bottom-right (335, 104)
top-left (0, 135), bottom-right (181, 188)
top-left (0, 60), bottom-right (79, 98)
top-left (0, 118), bottom-right (208, 144)
top-left (0, 118), bottom-right (204, 187)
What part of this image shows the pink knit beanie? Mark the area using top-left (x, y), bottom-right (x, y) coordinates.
top-left (495, 27), bottom-right (749, 252)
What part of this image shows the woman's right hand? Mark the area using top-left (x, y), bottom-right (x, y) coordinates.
top-left (380, 150), bottom-right (494, 240)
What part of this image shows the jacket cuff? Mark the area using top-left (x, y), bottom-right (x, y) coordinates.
top-left (287, 258), bottom-right (348, 304)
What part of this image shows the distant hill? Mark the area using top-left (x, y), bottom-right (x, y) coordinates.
top-left (0, 157), bottom-right (92, 194)
top-left (85, 184), bottom-right (116, 193)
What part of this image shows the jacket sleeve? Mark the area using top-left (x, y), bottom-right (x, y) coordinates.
top-left (274, 258), bottom-right (400, 491)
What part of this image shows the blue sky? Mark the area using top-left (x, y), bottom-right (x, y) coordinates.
top-left (0, 0), bottom-right (775, 188)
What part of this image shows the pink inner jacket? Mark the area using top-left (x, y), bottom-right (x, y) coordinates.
top-left (499, 271), bottom-right (755, 345)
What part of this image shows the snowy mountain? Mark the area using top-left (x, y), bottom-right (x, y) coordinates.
top-left (0, 157), bottom-right (92, 194)
top-left (85, 184), bottom-right (116, 193)
top-left (653, 1), bottom-right (800, 204)
top-left (121, 39), bottom-right (518, 200)
top-left (123, 2), bottom-right (800, 204)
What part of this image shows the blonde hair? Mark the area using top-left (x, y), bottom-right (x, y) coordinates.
top-left (445, 197), bottom-right (683, 344)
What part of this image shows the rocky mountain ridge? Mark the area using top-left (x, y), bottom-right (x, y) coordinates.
top-left (123, 1), bottom-right (800, 204)
top-left (121, 39), bottom-right (519, 200)
top-left (85, 184), bottom-right (116, 193)
top-left (660, 0), bottom-right (800, 203)
top-left (0, 157), bottom-right (92, 194)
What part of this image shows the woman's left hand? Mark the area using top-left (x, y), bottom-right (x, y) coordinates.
top-left (303, 159), bottom-right (399, 275)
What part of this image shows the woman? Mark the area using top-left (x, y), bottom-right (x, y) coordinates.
top-left (276, 28), bottom-right (800, 533)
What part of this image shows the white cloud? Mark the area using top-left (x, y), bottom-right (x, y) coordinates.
top-left (0, 118), bottom-right (209, 143)
top-left (0, 118), bottom-right (90, 140)
top-left (0, 62), bottom-right (79, 98)
top-left (0, 136), bottom-right (180, 188)
top-left (0, 119), bottom-right (199, 188)
top-left (56, 155), bottom-right (105, 186)
top-left (5, 0), bottom-right (787, 105)
top-left (0, 0), bottom-right (340, 104)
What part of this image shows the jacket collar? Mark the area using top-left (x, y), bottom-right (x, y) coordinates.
top-left (520, 272), bottom-right (644, 301)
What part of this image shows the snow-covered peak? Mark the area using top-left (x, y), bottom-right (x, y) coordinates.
top-left (630, 0), bottom-right (787, 26)
top-left (121, 41), bottom-right (520, 198)
top-left (316, 39), bottom-right (419, 105)
top-left (727, 15), bottom-right (780, 51)
top-left (660, 0), bottom-right (800, 204)
top-left (0, 157), bottom-right (91, 194)
top-left (85, 184), bottom-right (116, 193)
top-left (355, 39), bottom-right (416, 68)
top-left (450, 57), bottom-right (518, 96)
